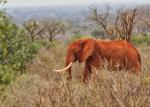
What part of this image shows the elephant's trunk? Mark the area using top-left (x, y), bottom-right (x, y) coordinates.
top-left (54, 52), bottom-right (76, 73)
top-left (65, 52), bottom-right (75, 68)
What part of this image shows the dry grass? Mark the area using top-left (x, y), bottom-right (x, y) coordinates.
top-left (1, 45), bottom-right (150, 107)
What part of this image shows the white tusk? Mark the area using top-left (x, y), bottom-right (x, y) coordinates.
top-left (54, 62), bottom-right (73, 72)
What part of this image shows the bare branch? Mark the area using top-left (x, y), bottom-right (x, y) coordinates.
top-left (89, 6), bottom-right (138, 42)
top-left (23, 19), bottom-right (46, 42)
top-left (43, 20), bottom-right (65, 42)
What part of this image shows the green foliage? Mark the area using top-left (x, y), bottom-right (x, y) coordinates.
top-left (132, 34), bottom-right (150, 46)
top-left (0, 11), bottom-right (43, 87)
top-left (7, 41), bottom-right (43, 70)
top-left (141, 33), bottom-right (148, 37)
top-left (0, 65), bottom-right (15, 90)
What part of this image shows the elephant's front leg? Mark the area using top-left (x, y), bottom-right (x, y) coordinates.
top-left (67, 67), bottom-right (72, 80)
top-left (82, 53), bottom-right (101, 83)
top-left (83, 60), bottom-right (92, 83)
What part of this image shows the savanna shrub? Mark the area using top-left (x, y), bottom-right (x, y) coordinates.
top-left (0, 11), bottom-right (43, 87)
top-left (132, 34), bottom-right (150, 46)
top-left (0, 65), bottom-right (15, 90)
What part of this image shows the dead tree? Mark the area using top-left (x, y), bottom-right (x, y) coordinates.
top-left (43, 20), bottom-right (64, 42)
top-left (23, 19), bottom-right (44, 42)
top-left (90, 5), bottom-right (138, 42)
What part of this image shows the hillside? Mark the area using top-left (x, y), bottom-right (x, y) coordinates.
top-left (5, 6), bottom-right (90, 24)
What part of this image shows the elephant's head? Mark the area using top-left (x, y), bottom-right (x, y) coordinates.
top-left (54, 38), bottom-right (96, 72)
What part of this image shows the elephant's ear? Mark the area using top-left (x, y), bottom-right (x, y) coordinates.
top-left (79, 38), bottom-right (95, 63)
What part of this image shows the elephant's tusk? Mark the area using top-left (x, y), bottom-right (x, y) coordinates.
top-left (54, 62), bottom-right (73, 72)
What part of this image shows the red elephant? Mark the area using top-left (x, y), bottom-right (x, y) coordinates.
top-left (54, 38), bottom-right (141, 83)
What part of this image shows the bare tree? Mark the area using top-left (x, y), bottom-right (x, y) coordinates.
top-left (23, 19), bottom-right (44, 42)
top-left (90, 5), bottom-right (138, 42)
top-left (43, 20), bottom-right (65, 42)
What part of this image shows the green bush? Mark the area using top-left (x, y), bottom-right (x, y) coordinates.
top-left (0, 65), bottom-right (15, 90)
top-left (0, 11), bottom-right (44, 87)
top-left (132, 34), bottom-right (150, 46)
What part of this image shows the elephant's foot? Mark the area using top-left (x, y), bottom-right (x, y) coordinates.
top-left (67, 76), bottom-right (72, 80)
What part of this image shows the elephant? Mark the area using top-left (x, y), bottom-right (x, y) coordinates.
top-left (54, 38), bottom-right (141, 83)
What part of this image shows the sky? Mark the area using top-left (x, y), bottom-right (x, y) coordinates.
top-left (4, 0), bottom-right (150, 7)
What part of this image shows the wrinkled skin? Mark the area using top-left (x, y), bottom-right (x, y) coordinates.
top-left (65, 38), bottom-right (141, 83)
